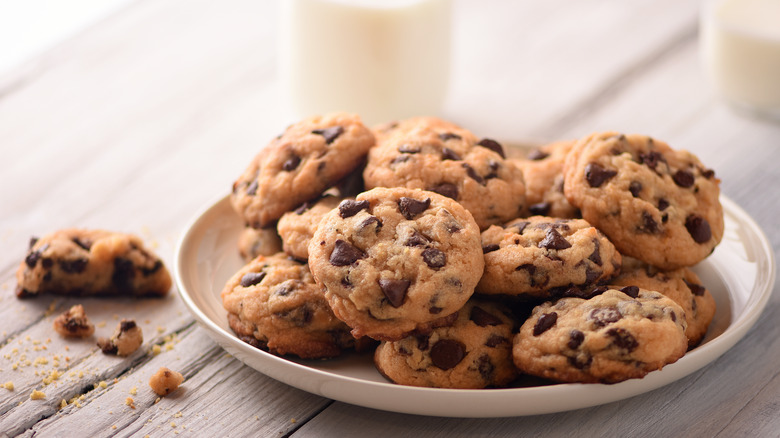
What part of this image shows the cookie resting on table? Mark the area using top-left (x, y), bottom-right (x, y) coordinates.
top-left (374, 299), bottom-right (518, 389)
top-left (478, 216), bottom-right (622, 300)
top-left (231, 112), bottom-right (375, 228)
top-left (563, 131), bottom-right (724, 270)
top-left (16, 228), bottom-right (171, 298)
top-left (513, 288), bottom-right (688, 383)
top-left (363, 116), bottom-right (526, 230)
top-left (307, 187), bottom-right (484, 341)
top-left (221, 252), bottom-right (360, 359)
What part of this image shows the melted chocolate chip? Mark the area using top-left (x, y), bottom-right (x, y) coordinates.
top-left (539, 228), bottom-right (572, 250)
top-left (673, 169), bottom-right (695, 188)
top-left (629, 181), bottom-right (643, 197)
top-left (240, 271), bottom-right (266, 287)
top-left (585, 163), bottom-right (617, 187)
top-left (684, 279), bottom-right (706, 296)
top-left (60, 258), bottom-right (88, 274)
top-left (639, 211), bottom-right (660, 234)
top-left (282, 155), bottom-right (301, 171)
top-left (329, 240), bottom-right (366, 266)
top-left (590, 308), bottom-right (622, 327)
top-left (529, 202), bottom-right (551, 216)
top-left (533, 312), bottom-right (558, 336)
top-left (112, 258), bottom-right (135, 293)
top-left (338, 199), bottom-right (369, 218)
top-left (568, 330), bottom-right (585, 349)
top-left (477, 138), bottom-right (505, 158)
top-left (311, 126), bottom-right (344, 144)
top-left (422, 248), bottom-right (447, 269)
top-left (142, 260), bottom-right (163, 277)
top-left (526, 149), bottom-right (549, 160)
top-left (429, 182), bottom-right (459, 199)
top-left (441, 147), bottom-right (461, 161)
top-left (405, 230), bottom-right (430, 247)
top-left (378, 279), bottom-right (410, 307)
top-left (359, 216), bottom-right (382, 232)
top-left (470, 306), bottom-right (503, 327)
top-left (398, 197), bottom-right (431, 219)
top-left (606, 327), bottom-right (638, 352)
top-left (585, 267), bottom-right (601, 284)
top-left (620, 285), bottom-right (640, 298)
top-left (486, 335), bottom-right (507, 348)
top-left (482, 244), bottom-right (500, 254)
top-left (462, 163), bottom-right (485, 185)
top-left (588, 239), bottom-right (602, 265)
top-left (658, 198), bottom-right (670, 211)
top-left (439, 132), bottom-right (462, 141)
top-left (430, 339), bottom-right (466, 370)
top-left (685, 215), bottom-right (712, 243)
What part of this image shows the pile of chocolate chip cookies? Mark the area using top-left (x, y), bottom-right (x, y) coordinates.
top-left (221, 112), bottom-right (721, 388)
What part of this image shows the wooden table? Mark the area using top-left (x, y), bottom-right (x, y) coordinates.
top-left (2, 0), bottom-right (778, 436)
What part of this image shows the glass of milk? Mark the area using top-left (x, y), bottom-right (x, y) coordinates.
top-left (278, 0), bottom-right (452, 126)
top-left (700, 0), bottom-right (780, 122)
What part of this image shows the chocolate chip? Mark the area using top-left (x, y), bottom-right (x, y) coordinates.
top-left (701, 168), bottom-right (715, 179)
top-left (470, 306), bottom-right (503, 327)
top-left (462, 163), bottom-right (485, 185)
top-left (282, 155), bottom-right (301, 171)
top-left (588, 239), bottom-right (602, 265)
top-left (485, 335), bottom-right (508, 348)
top-left (673, 169), bottom-right (695, 188)
top-left (378, 279), bottom-right (410, 307)
top-left (639, 211), bottom-right (660, 234)
top-left (684, 279), bottom-right (706, 296)
top-left (72, 237), bottom-right (91, 251)
top-left (41, 257), bottom-right (53, 269)
top-left (329, 240), bottom-right (366, 266)
top-left (120, 319), bottom-right (137, 331)
top-left (416, 334), bottom-right (430, 351)
top-left (482, 244), bottom-right (500, 254)
top-left (620, 285), bottom-right (640, 298)
top-left (585, 267), bottom-right (601, 284)
top-left (60, 258), bottom-right (88, 274)
top-left (405, 230), bottom-right (430, 247)
top-left (639, 151), bottom-right (665, 170)
top-left (422, 248), bottom-right (447, 269)
top-left (429, 182), bottom-right (459, 199)
top-left (429, 306), bottom-right (443, 314)
top-left (515, 263), bottom-right (536, 275)
top-left (607, 327), bottom-right (638, 352)
top-left (445, 222), bottom-right (462, 234)
top-left (246, 180), bottom-right (258, 196)
top-left (439, 132), bottom-right (461, 141)
top-left (340, 277), bottom-right (352, 288)
top-left (358, 216), bottom-right (382, 232)
top-left (338, 199), bottom-right (369, 218)
top-left (390, 155), bottom-right (411, 165)
top-left (441, 147), bottom-right (461, 161)
top-left (685, 215), bottom-right (712, 243)
top-left (477, 354), bottom-right (495, 381)
top-left (526, 149), bottom-right (549, 160)
top-left (590, 308), bottom-right (622, 327)
top-left (398, 144), bottom-right (421, 154)
top-left (294, 199), bottom-right (316, 215)
top-left (569, 354), bottom-right (593, 370)
top-left (509, 221), bottom-right (529, 234)
top-left (629, 181), bottom-right (642, 197)
top-left (25, 251), bottom-right (41, 268)
top-left (112, 258), bottom-right (135, 293)
top-left (658, 198), bottom-right (670, 211)
top-left (430, 339), bottom-right (466, 370)
top-left (29, 237), bottom-right (39, 249)
top-left (539, 228), bottom-right (572, 250)
top-left (533, 312), bottom-right (558, 336)
top-left (311, 126), bottom-right (344, 144)
top-left (529, 202), bottom-right (551, 216)
top-left (398, 197), bottom-right (431, 219)
top-left (477, 138), bottom-right (505, 158)
top-left (274, 281), bottom-right (295, 295)
top-left (568, 330), bottom-right (585, 349)
top-left (585, 163), bottom-right (617, 187)
top-left (240, 271), bottom-right (266, 287)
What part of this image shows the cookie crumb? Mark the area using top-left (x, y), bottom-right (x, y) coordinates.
top-left (125, 397), bottom-right (136, 409)
top-left (3, 381), bottom-right (14, 391)
top-left (149, 367), bottom-right (183, 396)
top-left (97, 319), bottom-right (143, 356)
top-left (129, 386), bottom-right (138, 395)
top-left (30, 389), bottom-right (46, 400)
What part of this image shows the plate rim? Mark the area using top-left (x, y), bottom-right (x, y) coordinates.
top-left (173, 193), bottom-right (775, 417)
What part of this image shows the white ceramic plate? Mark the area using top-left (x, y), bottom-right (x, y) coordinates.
top-left (174, 194), bottom-right (775, 417)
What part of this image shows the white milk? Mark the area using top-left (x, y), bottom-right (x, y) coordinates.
top-left (700, 0), bottom-right (780, 120)
top-left (279, 0), bottom-right (451, 126)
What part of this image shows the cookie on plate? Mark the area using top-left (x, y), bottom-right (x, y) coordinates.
top-left (277, 195), bottom-right (343, 261)
top-left (511, 140), bottom-right (580, 218)
top-left (374, 299), bottom-right (518, 389)
top-left (237, 226), bottom-right (283, 262)
top-left (477, 216), bottom-right (622, 300)
top-left (16, 229), bottom-right (171, 298)
top-left (611, 257), bottom-right (716, 348)
top-left (563, 132), bottom-right (723, 270)
top-left (231, 112), bottom-right (375, 228)
top-left (513, 288), bottom-right (688, 383)
top-left (221, 252), bottom-right (357, 359)
top-left (308, 187), bottom-right (484, 341)
top-left (363, 117), bottom-right (526, 230)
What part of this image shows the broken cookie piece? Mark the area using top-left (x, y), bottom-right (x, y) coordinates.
top-left (149, 367), bottom-right (183, 396)
top-left (16, 228), bottom-right (172, 298)
top-left (53, 304), bottom-right (95, 338)
top-left (98, 319), bottom-right (143, 356)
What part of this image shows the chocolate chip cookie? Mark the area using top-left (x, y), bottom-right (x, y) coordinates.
top-left (237, 226), bottom-right (283, 262)
top-left (308, 187), bottom-right (484, 341)
top-left (612, 257), bottom-right (716, 348)
top-left (231, 112), bottom-right (375, 228)
top-left (563, 132), bottom-right (723, 269)
top-left (513, 288), bottom-right (688, 383)
top-left (221, 252), bottom-right (357, 359)
top-left (512, 140), bottom-right (580, 218)
top-left (363, 117), bottom-right (526, 230)
top-left (277, 195), bottom-right (343, 261)
top-left (374, 299), bottom-right (518, 389)
top-left (478, 216), bottom-right (622, 300)
top-left (16, 229), bottom-right (171, 298)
